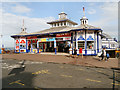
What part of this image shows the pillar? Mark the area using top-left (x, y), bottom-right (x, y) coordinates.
top-left (19, 39), bottom-right (20, 53)
top-left (31, 40), bottom-right (33, 53)
top-left (71, 32), bottom-right (73, 55)
top-left (97, 32), bottom-right (99, 53)
top-left (85, 30), bottom-right (87, 55)
top-left (54, 40), bottom-right (57, 54)
top-left (26, 38), bottom-right (28, 53)
top-left (109, 40), bottom-right (110, 49)
top-left (94, 31), bottom-right (96, 55)
top-left (37, 41), bottom-right (39, 53)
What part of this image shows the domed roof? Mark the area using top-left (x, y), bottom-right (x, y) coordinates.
top-left (58, 12), bottom-right (67, 15)
top-left (80, 16), bottom-right (88, 20)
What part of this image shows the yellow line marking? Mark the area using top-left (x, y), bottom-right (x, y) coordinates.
top-left (61, 75), bottom-right (72, 78)
top-left (86, 79), bottom-right (101, 83)
top-left (96, 71), bottom-right (102, 72)
top-left (111, 83), bottom-right (120, 86)
top-left (75, 68), bottom-right (83, 71)
top-left (32, 70), bottom-right (50, 75)
top-left (9, 80), bottom-right (25, 86)
top-left (60, 66), bottom-right (64, 68)
top-left (34, 87), bottom-right (43, 90)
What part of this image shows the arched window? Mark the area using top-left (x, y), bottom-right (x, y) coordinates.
top-left (64, 22), bottom-right (66, 26)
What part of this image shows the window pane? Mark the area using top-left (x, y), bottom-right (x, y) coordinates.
top-left (78, 41), bottom-right (84, 49)
top-left (87, 41), bottom-right (94, 49)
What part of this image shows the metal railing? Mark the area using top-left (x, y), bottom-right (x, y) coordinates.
top-left (111, 68), bottom-right (120, 90)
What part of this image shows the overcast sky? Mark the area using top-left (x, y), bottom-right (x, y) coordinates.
top-left (0, 1), bottom-right (118, 48)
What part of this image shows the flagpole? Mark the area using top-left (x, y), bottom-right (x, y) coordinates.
top-left (83, 6), bottom-right (85, 16)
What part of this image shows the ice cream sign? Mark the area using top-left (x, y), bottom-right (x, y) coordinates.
top-left (20, 39), bottom-right (26, 43)
top-left (16, 40), bottom-right (19, 44)
top-left (15, 39), bottom-right (19, 50)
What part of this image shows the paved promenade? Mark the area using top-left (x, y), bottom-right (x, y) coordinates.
top-left (2, 53), bottom-right (118, 68)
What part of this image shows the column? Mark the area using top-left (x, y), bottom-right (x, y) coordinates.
top-left (54, 40), bottom-right (57, 54)
top-left (37, 41), bottom-right (39, 53)
top-left (26, 38), bottom-right (27, 53)
top-left (63, 22), bottom-right (64, 26)
top-left (59, 23), bottom-right (61, 26)
top-left (71, 32), bottom-right (73, 55)
top-left (109, 40), bottom-right (110, 49)
top-left (18, 39), bottom-right (20, 53)
top-left (31, 40), bottom-right (33, 53)
top-left (94, 31), bottom-right (96, 55)
top-left (85, 30), bottom-right (87, 55)
top-left (97, 32), bottom-right (99, 53)
top-left (76, 32), bottom-right (79, 55)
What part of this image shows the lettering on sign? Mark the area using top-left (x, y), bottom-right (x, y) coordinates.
top-left (63, 37), bottom-right (71, 41)
top-left (56, 33), bottom-right (71, 37)
top-left (56, 38), bottom-right (63, 41)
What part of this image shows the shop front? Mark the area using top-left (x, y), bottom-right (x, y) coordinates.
top-left (36, 36), bottom-right (71, 53)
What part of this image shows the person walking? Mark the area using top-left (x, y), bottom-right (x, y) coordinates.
top-left (79, 48), bottom-right (83, 58)
top-left (101, 48), bottom-right (106, 61)
top-left (106, 53), bottom-right (110, 62)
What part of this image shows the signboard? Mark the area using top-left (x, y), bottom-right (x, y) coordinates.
top-left (15, 39), bottom-right (19, 50)
top-left (38, 38), bottom-right (55, 42)
top-left (56, 38), bottom-right (63, 41)
top-left (63, 37), bottom-right (71, 41)
top-left (27, 36), bottom-right (37, 39)
top-left (48, 38), bottom-right (55, 41)
top-left (16, 40), bottom-right (19, 44)
top-left (56, 33), bottom-right (71, 37)
top-left (20, 39), bottom-right (26, 49)
top-left (20, 39), bottom-right (26, 43)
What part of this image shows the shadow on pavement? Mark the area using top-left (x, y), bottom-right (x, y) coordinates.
top-left (2, 72), bottom-right (37, 89)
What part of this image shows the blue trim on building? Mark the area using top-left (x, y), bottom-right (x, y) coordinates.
top-left (19, 39), bottom-right (20, 53)
top-left (83, 54), bottom-right (97, 56)
top-left (97, 32), bottom-right (99, 53)
top-left (11, 29), bottom-right (102, 38)
top-left (37, 41), bottom-right (39, 53)
top-left (85, 30), bottom-right (87, 55)
top-left (26, 39), bottom-right (28, 53)
top-left (55, 48), bottom-right (57, 54)
top-left (78, 35), bottom-right (85, 40)
top-left (71, 33), bottom-right (73, 55)
top-left (87, 35), bottom-right (94, 40)
top-left (94, 32), bottom-right (96, 55)
top-left (71, 29), bottom-right (102, 32)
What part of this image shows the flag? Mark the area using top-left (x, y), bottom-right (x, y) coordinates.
top-left (83, 7), bottom-right (85, 11)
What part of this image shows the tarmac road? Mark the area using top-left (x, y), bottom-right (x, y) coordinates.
top-left (1, 59), bottom-right (120, 89)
